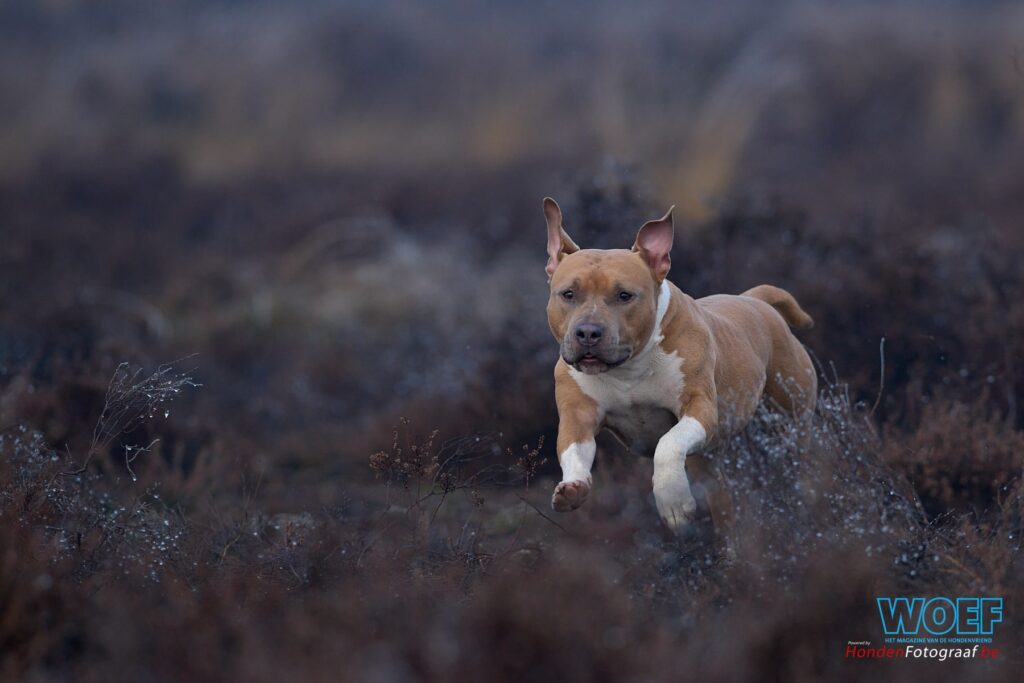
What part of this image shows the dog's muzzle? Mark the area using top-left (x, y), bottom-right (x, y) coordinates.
top-left (562, 345), bottom-right (632, 375)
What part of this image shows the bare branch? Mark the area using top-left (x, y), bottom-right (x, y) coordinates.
top-left (66, 358), bottom-right (199, 475)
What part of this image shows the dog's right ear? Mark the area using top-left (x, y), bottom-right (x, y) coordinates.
top-left (544, 197), bottom-right (579, 279)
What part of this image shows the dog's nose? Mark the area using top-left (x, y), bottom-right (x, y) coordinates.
top-left (575, 323), bottom-right (604, 346)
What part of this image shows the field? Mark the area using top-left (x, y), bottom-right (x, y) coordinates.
top-left (1, 1), bottom-right (1023, 680)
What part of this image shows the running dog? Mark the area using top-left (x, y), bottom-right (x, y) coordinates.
top-left (543, 197), bottom-right (816, 535)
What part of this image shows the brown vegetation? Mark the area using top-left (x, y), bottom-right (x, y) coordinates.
top-left (1, 1), bottom-right (1023, 681)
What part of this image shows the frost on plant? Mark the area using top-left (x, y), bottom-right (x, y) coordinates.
top-left (71, 359), bottom-right (200, 476)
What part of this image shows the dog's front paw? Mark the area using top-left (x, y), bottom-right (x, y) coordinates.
top-left (552, 480), bottom-right (590, 512)
top-left (655, 497), bottom-right (698, 536)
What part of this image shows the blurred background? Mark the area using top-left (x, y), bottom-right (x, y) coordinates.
top-left (2, 1), bottom-right (1023, 680)
top-left (4, 0), bottom-right (1023, 458)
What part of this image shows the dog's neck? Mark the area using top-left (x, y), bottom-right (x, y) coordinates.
top-left (635, 278), bottom-right (673, 359)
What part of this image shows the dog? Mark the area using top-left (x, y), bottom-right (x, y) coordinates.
top-left (543, 197), bottom-right (817, 536)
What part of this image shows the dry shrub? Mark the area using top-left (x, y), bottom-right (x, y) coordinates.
top-left (885, 396), bottom-right (1024, 518)
top-left (715, 381), bottom-right (925, 583)
top-left (1, 368), bottom-right (1022, 681)
top-left (2, 161), bottom-right (1023, 680)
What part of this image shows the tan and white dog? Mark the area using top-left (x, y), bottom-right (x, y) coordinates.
top-left (543, 197), bottom-right (817, 536)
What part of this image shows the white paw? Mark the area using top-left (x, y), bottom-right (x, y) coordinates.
top-left (552, 479), bottom-right (591, 512)
top-left (654, 492), bottom-right (698, 534)
top-left (652, 466), bottom-right (697, 534)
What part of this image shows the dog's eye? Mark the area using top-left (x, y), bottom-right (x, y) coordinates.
top-left (618, 291), bottom-right (634, 303)
top-left (561, 289), bottom-right (575, 301)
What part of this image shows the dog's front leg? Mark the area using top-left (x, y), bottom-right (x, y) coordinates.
top-left (552, 439), bottom-right (595, 511)
top-left (652, 396), bottom-right (717, 535)
top-left (551, 367), bottom-right (601, 512)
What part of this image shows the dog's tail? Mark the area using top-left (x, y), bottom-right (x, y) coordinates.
top-left (742, 284), bottom-right (814, 330)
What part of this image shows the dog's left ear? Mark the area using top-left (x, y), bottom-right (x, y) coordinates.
top-left (632, 206), bottom-right (675, 282)
top-left (544, 197), bottom-right (580, 279)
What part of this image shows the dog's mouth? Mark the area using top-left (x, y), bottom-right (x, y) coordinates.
top-left (570, 351), bottom-right (628, 375)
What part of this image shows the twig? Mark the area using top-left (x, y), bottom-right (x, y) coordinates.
top-left (66, 359), bottom-right (198, 475)
top-left (124, 438), bottom-right (160, 482)
top-left (870, 337), bottom-right (886, 417)
top-left (517, 494), bottom-right (569, 534)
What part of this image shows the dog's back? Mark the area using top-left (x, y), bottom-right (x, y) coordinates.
top-left (696, 285), bottom-right (817, 424)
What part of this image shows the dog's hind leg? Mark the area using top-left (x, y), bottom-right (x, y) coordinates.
top-left (764, 339), bottom-right (818, 465)
top-left (686, 453), bottom-right (735, 537)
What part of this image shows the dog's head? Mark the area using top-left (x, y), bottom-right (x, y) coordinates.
top-left (543, 197), bottom-right (674, 375)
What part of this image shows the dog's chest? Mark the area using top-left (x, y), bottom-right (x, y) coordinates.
top-left (568, 346), bottom-right (685, 456)
top-left (603, 405), bottom-right (678, 456)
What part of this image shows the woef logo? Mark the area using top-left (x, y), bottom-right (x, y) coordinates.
top-left (877, 597), bottom-right (1002, 637)
top-left (844, 597), bottom-right (1004, 661)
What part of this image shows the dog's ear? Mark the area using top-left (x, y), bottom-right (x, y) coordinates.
top-left (632, 206), bottom-right (675, 282)
top-left (544, 197), bottom-right (579, 279)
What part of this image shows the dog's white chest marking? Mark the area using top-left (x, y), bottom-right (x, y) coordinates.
top-left (568, 280), bottom-right (685, 418)
top-left (570, 347), bottom-right (685, 416)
